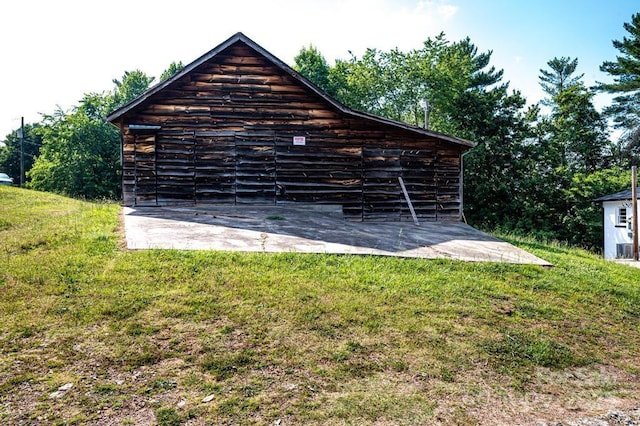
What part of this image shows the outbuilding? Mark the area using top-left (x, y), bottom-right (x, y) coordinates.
top-left (107, 33), bottom-right (475, 222)
top-left (595, 188), bottom-right (640, 259)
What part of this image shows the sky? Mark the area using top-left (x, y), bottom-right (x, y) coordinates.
top-left (0, 0), bottom-right (637, 142)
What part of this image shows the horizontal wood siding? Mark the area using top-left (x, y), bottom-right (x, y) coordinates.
top-left (236, 132), bottom-right (275, 204)
top-left (401, 149), bottom-right (436, 221)
top-left (194, 131), bottom-right (235, 203)
top-left (363, 148), bottom-right (401, 221)
top-left (276, 138), bottom-right (362, 219)
top-left (119, 42), bottom-right (464, 221)
top-left (436, 148), bottom-right (462, 221)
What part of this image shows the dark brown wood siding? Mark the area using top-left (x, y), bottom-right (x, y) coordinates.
top-left (119, 42), bottom-right (464, 221)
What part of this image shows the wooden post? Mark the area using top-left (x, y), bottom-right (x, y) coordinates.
top-left (398, 177), bottom-right (419, 226)
top-left (20, 117), bottom-right (24, 187)
top-left (632, 165), bottom-right (638, 261)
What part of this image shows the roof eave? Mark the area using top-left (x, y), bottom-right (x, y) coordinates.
top-left (594, 188), bottom-right (640, 202)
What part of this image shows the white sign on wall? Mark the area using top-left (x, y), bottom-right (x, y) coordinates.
top-left (293, 136), bottom-right (306, 146)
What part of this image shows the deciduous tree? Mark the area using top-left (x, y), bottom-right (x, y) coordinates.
top-left (28, 71), bottom-right (153, 198)
top-left (293, 45), bottom-right (332, 94)
top-left (160, 61), bottom-right (185, 81)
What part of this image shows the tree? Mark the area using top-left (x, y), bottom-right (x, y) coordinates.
top-left (509, 58), bottom-right (612, 246)
top-left (28, 71), bottom-right (153, 199)
top-left (537, 58), bottom-right (611, 173)
top-left (160, 61), bottom-right (185, 81)
top-left (110, 70), bottom-right (155, 109)
top-left (28, 95), bottom-right (120, 198)
top-left (293, 45), bottom-right (332, 94)
top-left (316, 33), bottom-right (507, 134)
top-left (539, 57), bottom-right (583, 100)
top-left (296, 35), bottom-right (532, 231)
top-left (0, 123), bottom-right (42, 183)
top-left (599, 13), bottom-right (640, 160)
top-left (551, 84), bottom-right (610, 173)
top-left (562, 167), bottom-right (630, 250)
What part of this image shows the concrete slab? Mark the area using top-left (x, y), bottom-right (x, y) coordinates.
top-left (123, 205), bottom-right (551, 266)
top-left (612, 260), bottom-right (640, 269)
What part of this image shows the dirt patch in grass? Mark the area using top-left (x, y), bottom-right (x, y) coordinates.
top-left (428, 364), bottom-right (640, 425)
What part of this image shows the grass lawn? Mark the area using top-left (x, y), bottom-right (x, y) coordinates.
top-left (1, 186), bottom-right (639, 425)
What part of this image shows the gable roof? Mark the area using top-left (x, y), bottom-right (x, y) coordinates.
top-left (106, 32), bottom-right (475, 149)
top-left (594, 188), bottom-right (640, 202)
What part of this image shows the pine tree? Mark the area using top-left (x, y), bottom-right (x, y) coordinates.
top-left (599, 13), bottom-right (640, 159)
top-left (539, 57), bottom-right (583, 101)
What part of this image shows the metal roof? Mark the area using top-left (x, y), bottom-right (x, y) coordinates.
top-left (594, 188), bottom-right (640, 202)
top-left (106, 32), bottom-right (475, 149)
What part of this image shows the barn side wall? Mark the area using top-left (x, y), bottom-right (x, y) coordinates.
top-left (120, 43), bottom-right (464, 221)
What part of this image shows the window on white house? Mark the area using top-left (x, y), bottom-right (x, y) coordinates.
top-left (617, 243), bottom-right (633, 259)
top-left (616, 207), bottom-right (628, 227)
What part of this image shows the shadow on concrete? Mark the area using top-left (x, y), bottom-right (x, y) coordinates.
top-left (123, 205), bottom-right (551, 265)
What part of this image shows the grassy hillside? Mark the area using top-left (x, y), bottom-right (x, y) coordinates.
top-left (1, 186), bottom-right (639, 425)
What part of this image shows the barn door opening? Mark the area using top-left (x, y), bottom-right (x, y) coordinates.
top-left (235, 132), bottom-right (276, 204)
top-left (133, 134), bottom-right (157, 206)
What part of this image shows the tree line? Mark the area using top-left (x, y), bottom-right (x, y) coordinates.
top-left (1, 14), bottom-right (639, 250)
top-left (0, 63), bottom-right (183, 199)
top-left (293, 14), bottom-right (639, 249)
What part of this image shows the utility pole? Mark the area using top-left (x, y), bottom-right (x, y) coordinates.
top-left (424, 103), bottom-right (429, 129)
top-left (632, 165), bottom-right (638, 261)
top-left (20, 116), bottom-right (24, 187)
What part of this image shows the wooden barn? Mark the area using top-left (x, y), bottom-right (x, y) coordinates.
top-left (107, 33), bottom-right (475, 221)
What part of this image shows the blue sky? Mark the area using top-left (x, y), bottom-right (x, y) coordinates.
top-left (442, 1), bottom-right (637, 105)
top-left (0, 0), bottom-right (637, 142)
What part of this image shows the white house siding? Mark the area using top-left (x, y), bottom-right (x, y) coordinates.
top-left (602, 200), bottom-right (639, 259)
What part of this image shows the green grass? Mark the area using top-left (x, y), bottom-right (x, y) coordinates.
top-left (1, 185), bottom-right (640, 424)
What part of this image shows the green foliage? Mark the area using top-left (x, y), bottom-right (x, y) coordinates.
top-left (467, 55), bottom-right (613, 247)
top-left (160, 61), bottom-right (185, 82)
top-left (550, 83), bottom-right (611, 173)
top-left (488, 59), bottom-right (614, 248)
top-left (110, 70), bottom-right (155, 108)
top-left (599, 12), bottom-right (640, 160)
top-left (28, 97), bottom-right (121, 199)
top-left (539, 56), bottom-right (583, 100)
top-left (562, 167), bottom-right (630, 249)
top-left (461, 89), bottom-right (531, 229)
top-left (317, 33), bottom-right (505, 132)
top-left (0, 123), bottom-right (42, 184)
top-left (27, 71), bottom-right (153, 199)
top-left (293, 45), bottom-right (332, 94)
